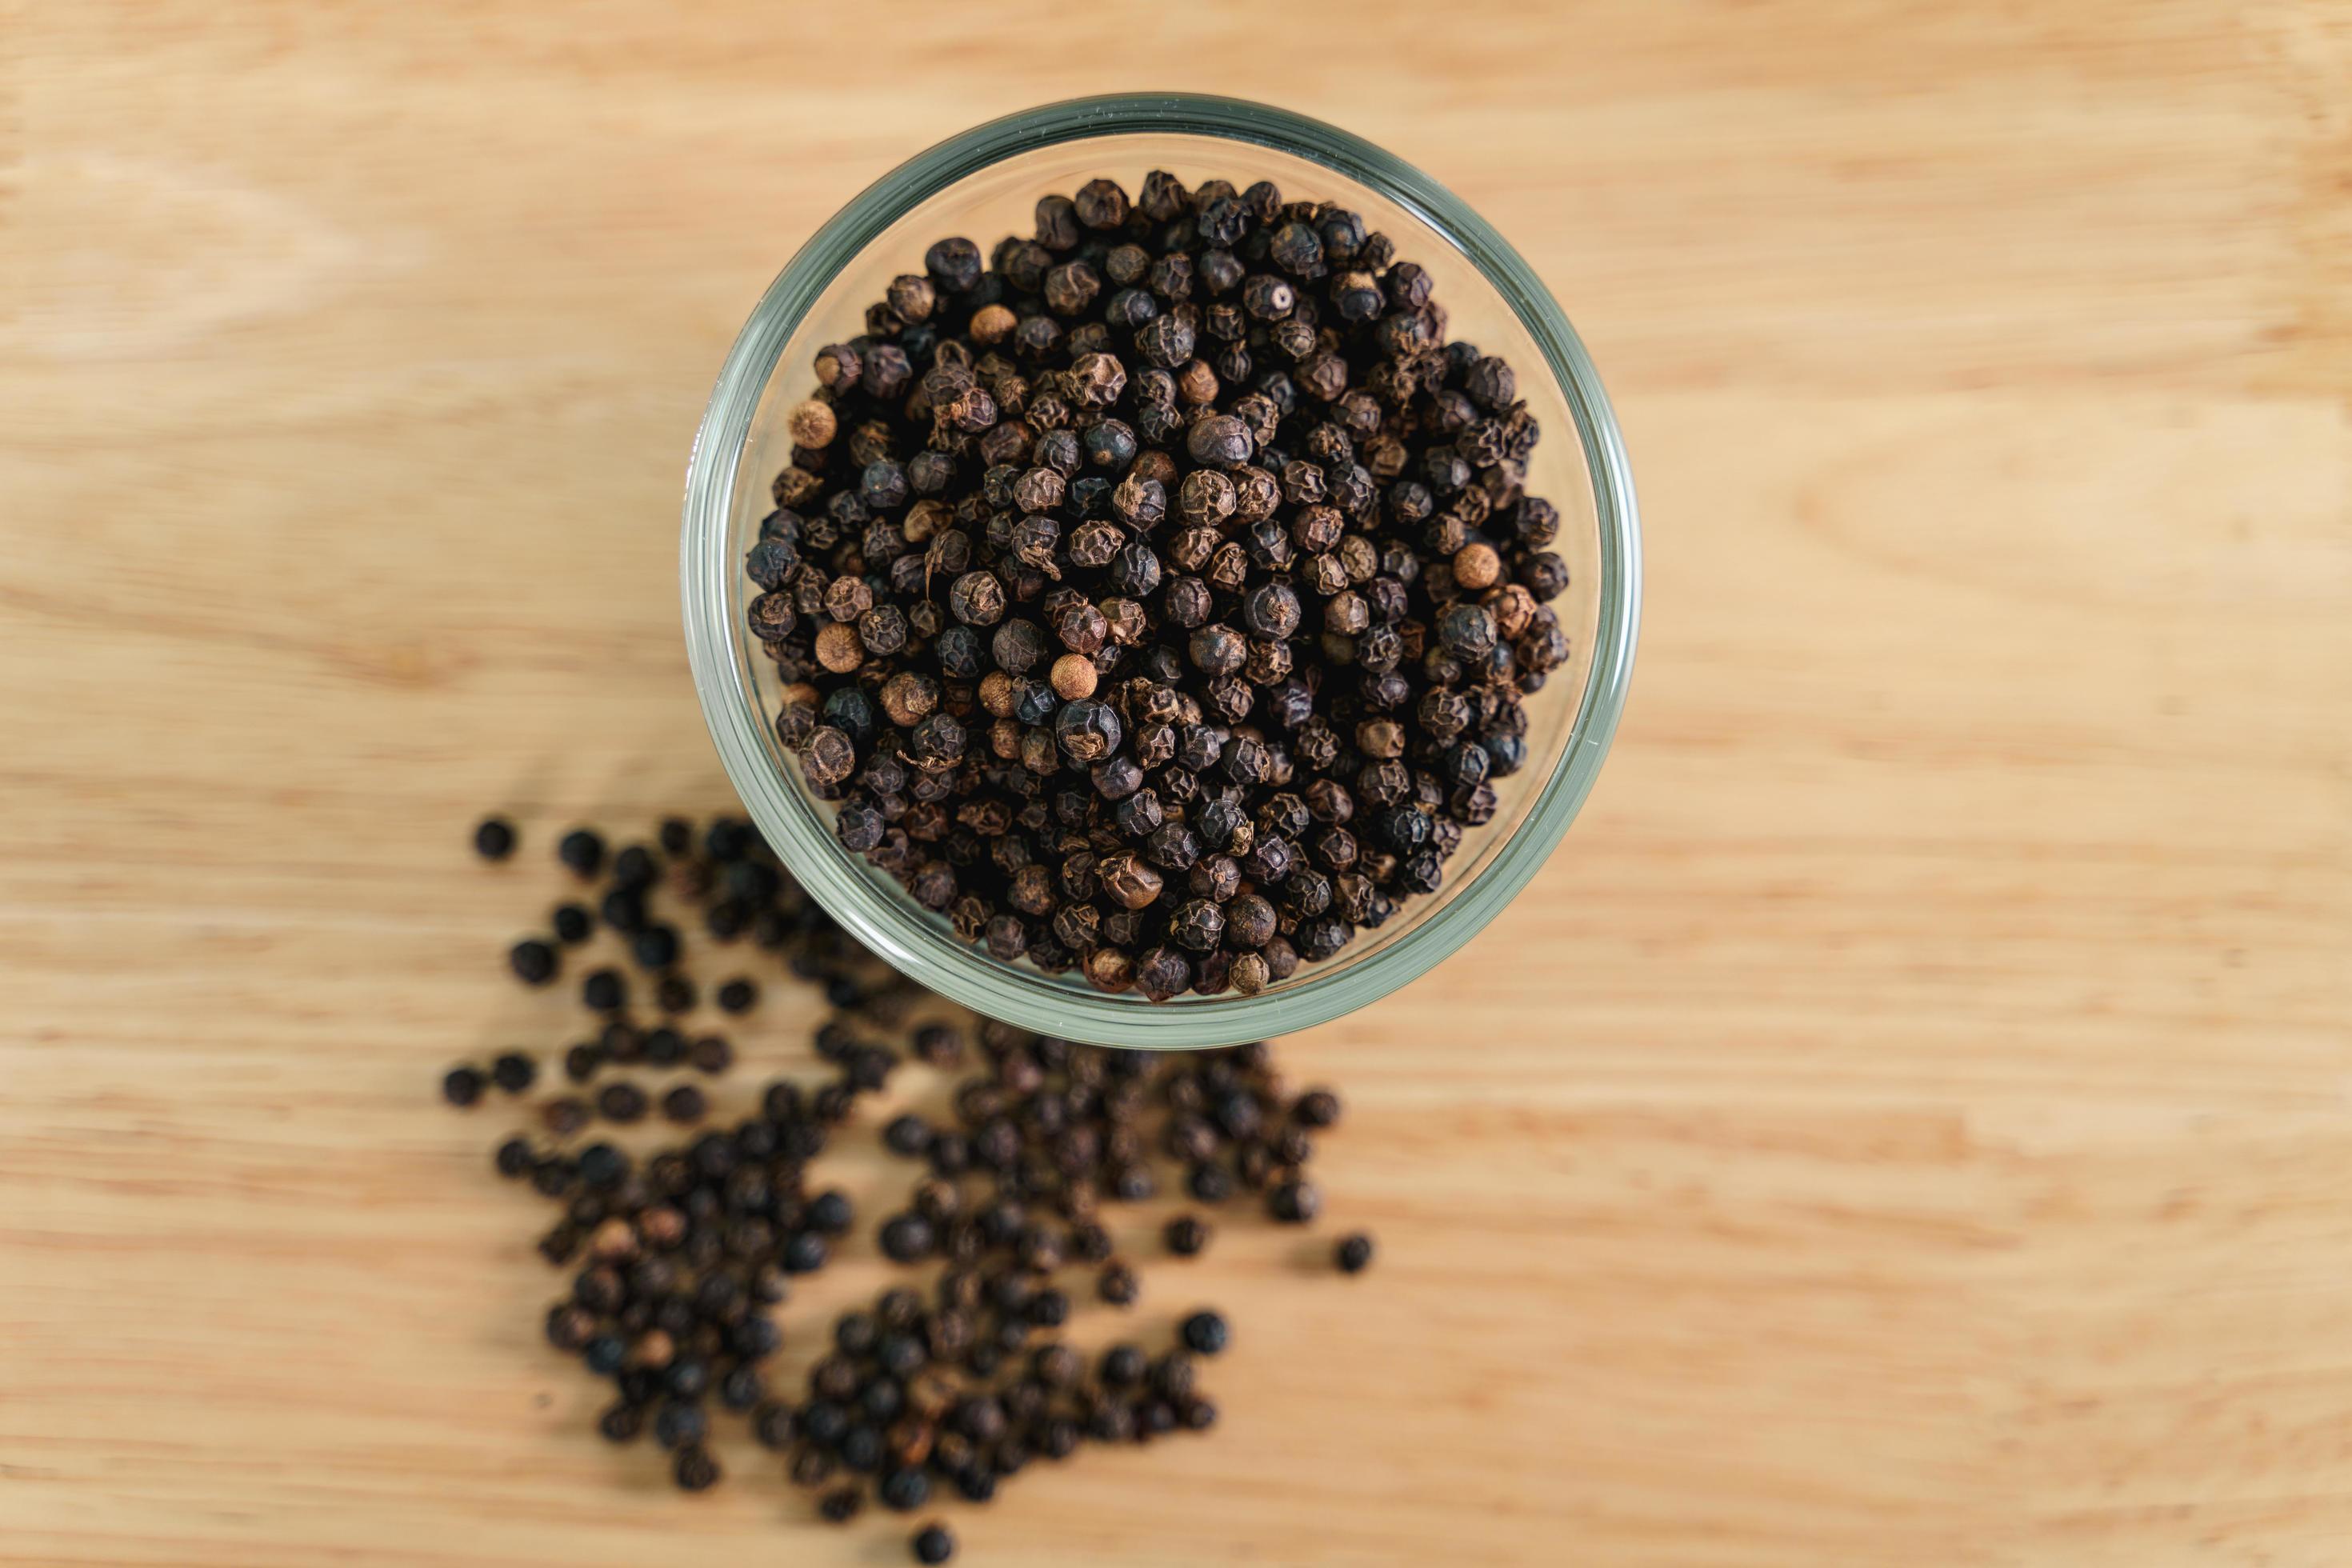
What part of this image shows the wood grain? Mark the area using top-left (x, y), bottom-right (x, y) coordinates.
top-left (3, 3), bottom-right (2349, 1564)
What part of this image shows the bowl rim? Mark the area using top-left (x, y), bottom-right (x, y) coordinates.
top-left (682, 91), bottom-right (1641, 1047)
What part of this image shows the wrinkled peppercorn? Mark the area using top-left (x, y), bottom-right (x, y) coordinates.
top-left (1180, 1310), bottom-right (1230, 1356)
top-left (509, 938), bottom-right (558, 986)
top-left (442, 1065), bottom-right (486, 1107)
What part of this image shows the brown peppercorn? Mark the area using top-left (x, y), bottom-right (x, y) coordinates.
top-left (814, 622), bottom-right (865, 674)
top-left (1050, 653), bottom-right (1098, 701)
top-left (788, 399), bottom-right (838, 447)
top-left (1453, 540), bottom-right (1502, 590)
top-left (969, 303), bottom-right (1017, 344)
top-left (1098, 851), bottom-right (1164, 910)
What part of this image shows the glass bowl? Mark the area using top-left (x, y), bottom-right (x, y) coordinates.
top-left (682, 93), bottom-right (1639, 1049)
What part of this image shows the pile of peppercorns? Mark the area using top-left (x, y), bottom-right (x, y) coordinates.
top-left (455, 815), bottom-right (1374, 1562)
top-left (747, 171), bottom-right (1570, 1001)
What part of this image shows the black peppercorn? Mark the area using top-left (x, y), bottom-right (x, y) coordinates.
top-left (672, 1444), bottom-right (721, 1491)
top-left (581, 967), bottom-right (626, 1013)
top-left (911, 1522), bottom-right (957, 1563)
top-left (442, 1065), bottom-right (486, 1107)
top-left (1269, 1178), bottom-right (1321, 1224)
top-left (1097, 1262), bottom-right (1141, 1306)
top-left (555, 828), bottom-right (604, 878)
top-left (878, 1467), bottom-right (931, 1513)
top-left (1179, 1310), bottom-right (1230, 1356)
top-left (508, 938), bottom-right (558, 986)
top-left (474, 817), bottom-right (517, 860)
top-left (1165, 1214), bottom-right (1211, 1257)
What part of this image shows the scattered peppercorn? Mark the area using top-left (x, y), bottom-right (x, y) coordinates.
top-left (474, 818), bottom-right (517, 860)
top-left (673, 1444), bottom-right (722, 1491)
top-left (509, 938), bottom-right (558, 986)
top-left (451, 811), bottom-right (1385, 1538)
top-left (716, 978), bottom-right (758, 1014)
top-left (1165, 1214), bottom-right (1211, 1257)
top-left (551, 902), bottom-right (594, 945)
top-left (1334, 1232), bottom-right (1375, 1274)
top-left (582, 967), bottom-right (627, 1013)
top-left (912, 1522), bottom-right (957, 1564)
top-left (1180, 1310), bottom-right (1230, 1356)
top-left (442, 1065), bottom-right (486, 1107)
top-left (557, 828), bottom-right (605, 879)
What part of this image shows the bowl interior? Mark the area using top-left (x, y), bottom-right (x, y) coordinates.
top-left (703, 119), bottom-right (1615, 1045)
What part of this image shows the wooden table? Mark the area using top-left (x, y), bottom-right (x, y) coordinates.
top-left (6, 5), bottom-right (2347, 1563)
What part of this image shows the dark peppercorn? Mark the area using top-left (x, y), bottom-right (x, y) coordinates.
top-left (631, 924), bottom-right (680, 970)
top-left (1335, 1232), bottom-right (1375, 1273)
top-left (752, 1401), bottom-right (796, 1449)
top-left (1180, 1310), bottom-right (1230, 1356)
top-left (653, 1400), bottom-right (706, 1450)
top-left (879, 1213), bottom-right (935, 1263)
top-left (494, 1136), bottom-right (533, 1177)
top-left (508, 938), bottom-right (558, 986)
top-left (551, 902), bottom-right (593, 944)
top-left (442, 1065), bottom-right (486, 1107)
top-left (474, 818), bottom-right (517, 860)
top-left (660, 1084), bottom-right (705, 1124)
top-left (912, 1522), bottom-right (957, 1563)
top-left (556, 828), bottom-right (604, 878)
top-left (819, 1486), bottom-right (864, 1525)
top-left (656, 974), bottom-right (697, 1014)
top-left (1269, 1178), bottom-right (1321, 1224)
top-left (643, 1027), bottom-right (686, 1067)
top-left (1100, 1344), bottom-right (1146, 1387)
top-left (715, 978), bottom-right (758, 1014)
top-left (672, 1445), bottom-right (721, 1491)
top-left (808, 1190), bottom-right (855, 1234)
top-left (582, 967), bottom-right (626, 1013)
top-left (1165, 1214), bottom-right (1211, 1257)
top-left (878, 1467), bottom-right (931, 1512)
top-left (1097, 1262), bottom-right (1141, 1306)
top-left (594, 1082), bottom-right (648, 1125)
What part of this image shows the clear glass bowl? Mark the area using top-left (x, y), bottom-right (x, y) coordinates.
top-left (682, 94), bottom-right (1640, 1049)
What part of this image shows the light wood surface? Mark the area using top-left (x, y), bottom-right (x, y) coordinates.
top-left (5, 4), bottom-right (2349, 1564)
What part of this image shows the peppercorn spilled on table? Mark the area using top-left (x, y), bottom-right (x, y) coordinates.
top-left (5, 6), bottom-right (2350, 1566)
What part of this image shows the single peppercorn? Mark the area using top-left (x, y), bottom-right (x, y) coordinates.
top-left (1165, 1214), bottom-right (1211, 1257)
top-left (911, 1522), bottom-right (957, 1563)
top-left (508, 938), bottom-right (558, 986)
top-left (581, 966), bottom-right (626, 1013)
top-left (1335, 1232), bottom-right (1375, 1274)
top-left (556, 828), bottom-right (604, 878)
top-left (1270, 1178), bottom-right (1322, 1224)
top-left (1097, 1262), bottom-right (1141, 1306)
top-left (1180, 1310), bottom-right (1230, 1356)
top-left (442, 1065), bottom-right (486, 1107)
top-left (672, 1444), bottom-right (721, 1491)
top-left (715, 978), bottom-right (758, 1014)
top-left (490, 1052), bottom-right (535, 1094)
